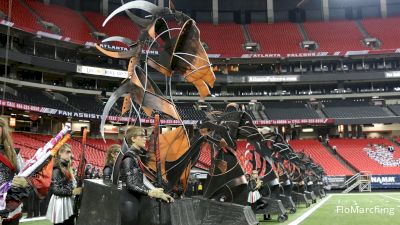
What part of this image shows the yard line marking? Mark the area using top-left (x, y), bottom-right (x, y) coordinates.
top-left (288, 195), bottom-right (332, 225)
top-left (380, 193), bottom-right (400, 202)
top-left (330, 193), bottom-right (391, 196)
top-left (20, 216), bottom-right (46, 223)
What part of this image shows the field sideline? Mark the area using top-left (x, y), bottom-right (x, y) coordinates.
top-left (20, 192), bottom-right (400, 225)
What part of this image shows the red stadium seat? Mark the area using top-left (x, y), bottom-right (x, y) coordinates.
top-left (0, 0), bottom-right (46, 33)
top-left (83, 11), bottom-right (139, 45)
top-left (329, 138), bottom-right (400, 175)
top-left (289, 140), bottom-right (353, 176)
top-left (12, 132), bottom-right (118, 169)
top-left (303, 20), bottom-right (365, 52)
top-left (361, 17), bottom-right (400, 50)
top-left (25, 0), bottom-right (95, 44)
top-left (196, 23), bottom-right (247, 57)
top-left (247, 22), bottom-right (306, 55)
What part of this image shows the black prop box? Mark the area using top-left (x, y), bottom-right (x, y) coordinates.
top-left (77, 180), bottom-right (258, 225)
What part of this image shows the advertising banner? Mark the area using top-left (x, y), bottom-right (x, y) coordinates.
top-left (327, 176), bottom-right (347, 188)
top-left (371, 175), bottom-right (400, 189)
top-left (0, 100), bottom-right (334, 125)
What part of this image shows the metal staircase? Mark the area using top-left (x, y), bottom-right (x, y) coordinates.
top-left (343, 180), bottom-right (361, 193)
top-left (342, 172), bottom-right (371, 193)
top-left (358, 172), bottom-right (372, 192)
top-left (342, 173), bottom-right (359, 193)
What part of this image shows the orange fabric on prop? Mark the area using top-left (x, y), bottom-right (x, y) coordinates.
top-left (27, 158), bottom-right (54, 199)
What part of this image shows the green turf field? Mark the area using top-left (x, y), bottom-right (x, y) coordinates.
top-left (20, 192), bottom-right (400, 225)
top-left (20, 221), bottom-right (51, 225)
top-left (298, 193), bottom-right (400, 225)
top-left (259, 192), bottom-right (400, 225)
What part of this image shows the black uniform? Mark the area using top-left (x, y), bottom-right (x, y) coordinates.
top-left (0, 149), bottom-right (24, 225)
top-left (48, 165), bottom-right (75, 225)
top-left (248, 179), bottom-right (258, 192)
top-left (119, 147), bottom-right (149, 225)
top-left (50, 167), bottom-right (73, 197)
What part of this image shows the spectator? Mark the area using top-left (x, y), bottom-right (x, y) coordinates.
top-left (332, 146), bottom-right (337, 154)
top-left (103, 144), bottom-right (120, 183)
top-left (84, 164), bottom-right (92, 179)
top-left (90, 167), bottom-right (96, 179)
top-left (94, 169), bottom-right (101, 179)
top-left (364, 144), bottom-right (399, 166)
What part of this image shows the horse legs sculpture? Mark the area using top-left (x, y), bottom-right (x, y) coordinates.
top-left (271, 137), bottom-right (320, 207)
top-left (199, 110), bottom-right (288, 222)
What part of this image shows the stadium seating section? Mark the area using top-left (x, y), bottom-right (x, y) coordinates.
top-left (289, 140), bottom-right (353, 176)
top-left (322, 100), bottom-right (392, 118)
top-left (176, 103), bottom-right (207, 120)
top-left (329, 138), bottom-right (400, 174)
top-left (25, 0), bottom-right (96, 44)
top-left (83, 11), bottom-right (139, 44)
top-left (4, 88), bottom-right (400, 121)
top-left (0, 0), bottom-right (46, 33)
top-left (387, 104), bottom-right (400, 116)
top-left (1, 1), bottom-right (400, 55)
top-left (263, 102), bottom-right (320, 120)
top-left (247, 22), bottom-right (306, 55)
top-left (196, 22), bottom-right (247, 57)
top-left (303, 20), bottom-right (365, 52)
top-left (13, 132), bottom-right (119, 168)
top-left (361, 17), bottom-right (400, 50)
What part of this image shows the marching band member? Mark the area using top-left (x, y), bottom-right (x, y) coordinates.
top-left (46, 144), bottom-right (81, 225)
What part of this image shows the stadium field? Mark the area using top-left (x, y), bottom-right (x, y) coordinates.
top-left (20, 192), bottom-right (400, 225)
top-left (260, 192), bottom-right (400, 225)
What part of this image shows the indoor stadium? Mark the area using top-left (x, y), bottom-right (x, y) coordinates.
top-left (1, 0), bottom-right (400, 225)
